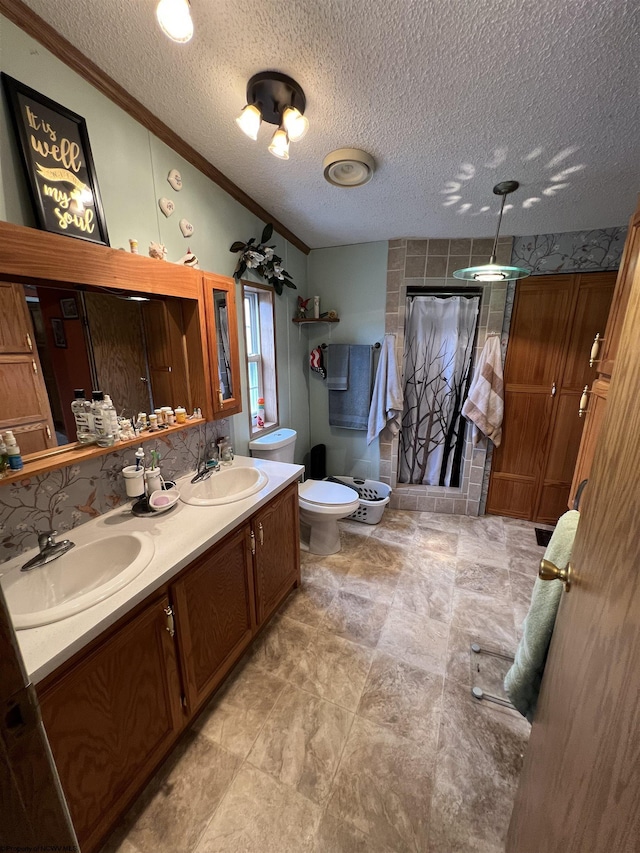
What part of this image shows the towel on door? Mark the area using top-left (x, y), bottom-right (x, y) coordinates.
top-left (462, 334), bottom-right (504, 446)
top-left (328, 344), bottom-right (372, 430)
top-left (367, 334), bottom-right (403, 445)
top-left (327, 344), bottom-right (349, 390)
top-left (504, 510), bottom-right (580, 722)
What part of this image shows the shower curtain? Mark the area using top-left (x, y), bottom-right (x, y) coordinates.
top-left (399, 294), bottom-right (479, 486)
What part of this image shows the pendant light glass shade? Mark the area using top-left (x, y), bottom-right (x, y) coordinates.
top-left (282, 106), bottom-right (309, 141)
top-left (268, 127), bottom-right (290, 160)
top-left (235, 104), bottom-right (262, 141)
top-left (453, 180), bottom-right (530, 282)
top-left (156, 0), bottom-right (194, 43)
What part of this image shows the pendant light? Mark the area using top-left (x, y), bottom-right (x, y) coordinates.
top-left (453, 181), bottom-right (530, 282)
top-left (156, 0), bottom-right (194, 43)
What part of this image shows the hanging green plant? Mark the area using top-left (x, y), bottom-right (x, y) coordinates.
top-left (230, 223), bottom-right (296, 295)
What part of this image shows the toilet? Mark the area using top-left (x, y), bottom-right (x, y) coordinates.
top-left (248, 429), bottom-right (360, 555)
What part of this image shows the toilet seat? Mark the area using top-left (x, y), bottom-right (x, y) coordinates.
top-left (299, 481), bottom-right (361, 516)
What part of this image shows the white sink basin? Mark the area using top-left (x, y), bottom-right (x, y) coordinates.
top-left (180, 465), bottom-right (268, 506)
top-left (2, 532), bottom-right (154, 630)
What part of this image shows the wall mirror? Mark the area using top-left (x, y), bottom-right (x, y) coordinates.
top-left (203, 274), bottom-right (242, 417)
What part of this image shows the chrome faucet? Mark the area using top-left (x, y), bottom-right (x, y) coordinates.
top-left (21, 530), bottom-right (75, 572)
top-left (191, 442), bottom-right (220, 483)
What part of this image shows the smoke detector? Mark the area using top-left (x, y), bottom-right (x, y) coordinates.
top-left (323, 148), bottom-right (375, 187)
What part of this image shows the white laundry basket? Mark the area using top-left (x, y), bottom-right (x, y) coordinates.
top-left (330, 477), bottom-right (392, 525)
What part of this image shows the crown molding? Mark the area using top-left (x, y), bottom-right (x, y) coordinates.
top-left (0, 0), bottom-right (311, 255)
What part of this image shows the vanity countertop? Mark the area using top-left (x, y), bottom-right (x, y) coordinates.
top-left (2, 456), bottom-right (304, 685)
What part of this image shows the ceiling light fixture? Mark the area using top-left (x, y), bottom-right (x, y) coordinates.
top-left (235, 72), bottom-right (307, 159)
top-left (453, 181), bottom-right (530, 282)
top-left (156, 0), bottom-right (194, 43)
top-left (323, 148), bottom-right (375, 188)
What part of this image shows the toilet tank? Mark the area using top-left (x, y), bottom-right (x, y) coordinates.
top-left (248, 428), bottom-right (297, 463)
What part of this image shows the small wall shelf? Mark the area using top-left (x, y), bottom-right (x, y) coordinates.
top-left (292, 317), bottom-right (340, 325)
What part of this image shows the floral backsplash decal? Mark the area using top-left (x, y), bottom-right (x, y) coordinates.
top-left (0, 421), bottom-right (227, 564)
top-left (511, 226), bottom-right (627, 275)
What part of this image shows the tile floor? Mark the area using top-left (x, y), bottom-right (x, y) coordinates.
top-left (102, 510), bottom-right (547, 853)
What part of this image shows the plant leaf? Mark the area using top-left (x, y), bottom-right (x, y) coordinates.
top-left (284, 279), bottom-right (297, 289)
top-left (247, 237), bottom-right (255, 246)
top-left (261, 223), bottom-right (273, 244)
top-left (229, 241), bottom-right (245, 253)
top-left (274, 280), bottom-right (283, 295)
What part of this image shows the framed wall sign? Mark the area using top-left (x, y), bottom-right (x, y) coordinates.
top-left (1, 74), bottom-right (109, 246)
top-left (60, 297), bottom-right (79, 319)
top-left (51, 318), bottom-right (67, 348)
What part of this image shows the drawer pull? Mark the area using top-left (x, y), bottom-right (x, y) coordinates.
top-left (46, 425), bottom-right (52, 439)
top-left (32, 359), bottom-right (37, 374)
top-left (258, 522), bottom-right (264, 546)
top-left (589, 332), bottom-right (603, 367)
top-left (164, 604), bottom-right (175, 637)
top-left (26, 332), bottom-right (33, 351)
top-left (250, 530), bottom-right (256, 555)
top-left (578, 385), bottom-right (590, 418)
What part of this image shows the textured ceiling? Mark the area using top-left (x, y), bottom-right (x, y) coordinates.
top-left (17, 0), bottom-right (640, 248)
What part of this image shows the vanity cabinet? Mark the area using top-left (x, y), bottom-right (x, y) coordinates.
top-left (203, 273), bottom-right (243, 417)
top-left (171, 524), bottom-right (256, 714)
top-left (35, 480), bottom-right (301, 853)
top-left (252, 482), bottom-right (301, 622)
top-left (38, 593), bottom-right (184, 853)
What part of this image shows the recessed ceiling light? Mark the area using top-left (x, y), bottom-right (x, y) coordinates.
top-left (323, 149), bottom-right (375, 187)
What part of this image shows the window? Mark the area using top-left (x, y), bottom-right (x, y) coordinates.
top-left (242, 282), bottom-right (278, 435)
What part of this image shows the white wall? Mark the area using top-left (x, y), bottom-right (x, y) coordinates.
top-left (307, 241), bottom-right (388, 479)
top-left (0, 15), bottom-right (309, 462)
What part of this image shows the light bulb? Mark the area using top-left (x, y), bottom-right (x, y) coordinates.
top-left (282, 106), bottom-right (309, 142)
top-left (268, 127), bottom-right (290, 160)
top-left (156, 0), bottom-right (194, 43)
top-left (474, 268), bottom-right (507, 282)
top-left (235, 104), bottom-right (262, 141)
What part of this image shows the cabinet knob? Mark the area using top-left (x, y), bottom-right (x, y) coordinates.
top-left (578, 385), bottom-right (590, 418)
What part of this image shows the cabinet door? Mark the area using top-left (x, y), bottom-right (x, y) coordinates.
top-left (171, 524), bottom-right (255, 713)
top-left (203, 273), bottom-right (242, 417)
top-left (0, 282), bottom-right (34, 353)
top-left (253, 482), bottom-right (301, 623)
top-left (38, 594), bottom-right (183, 853)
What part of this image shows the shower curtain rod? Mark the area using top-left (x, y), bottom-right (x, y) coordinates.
top-left (406, 286), bottom-right (483, 298)
top-left (320, 342), bottom-right (381, 350)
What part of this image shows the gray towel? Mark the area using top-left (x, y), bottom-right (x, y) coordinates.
top-left (327, 344), bottom-right (349, 390)
top-left (504, 510), bottom-right (579, 722)
top-left (328, 345), bottom-right (372, 430)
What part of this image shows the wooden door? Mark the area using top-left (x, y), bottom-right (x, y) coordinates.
top-left (0, 283), bottom-right (56, 452)
top-left (39, 594), bottom-right (184, 853)
top-left (171, 525), bottom-right (255, 714)
top-left (142, 298), bottom-right (191, 412)
top-left (486, 276), bottom-right (573, 519)
top-left (253, 482), bottom-right (301, 623)
top-left (534, 273), bottom-right (615, 521)
top-left (0, 587), bottom-right (77, 849)
top-left (506, 254), bottom-right (640, 852)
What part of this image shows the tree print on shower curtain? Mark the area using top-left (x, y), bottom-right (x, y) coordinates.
top-left (399, 295), bottom-right (479, 486)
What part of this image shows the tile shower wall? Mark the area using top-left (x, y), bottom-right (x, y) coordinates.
top-left (381, 237), bottom-right (512, 516)
top-left (0, 421), bottom-right (227, 564)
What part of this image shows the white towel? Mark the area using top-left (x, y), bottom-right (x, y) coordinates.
top-left (367, 335), bottom-right (403, 445)
top-left (462, 334), bottom-right (504, 446)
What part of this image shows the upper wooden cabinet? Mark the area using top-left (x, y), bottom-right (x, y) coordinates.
top-left (0, 220), bottom-right (220, 477)
top-left (202, 273), bottom-right (243, 417)
top-left (569, 199), bottom-right (640, 507)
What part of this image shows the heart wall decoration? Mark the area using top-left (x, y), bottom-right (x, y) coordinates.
top-left (179, 218), bottom-right (194, 238)
top-left (167, 168), bottom-right (183, 191)
top-left (158, 197), bottom-right (175, 218)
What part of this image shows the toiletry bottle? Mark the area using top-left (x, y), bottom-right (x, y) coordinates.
top-left (103, 394), bottom-right (120, 442)
top-left (71, 389), bottom-right (95, 444)
top-left (0, 435), bottom-right (8, 478)
top-left (92, 391), bottom-right (114, 447)
top-left (257, 397), bottom-right (265, 428)
top-left (4, 430), bottom-right (23, 471)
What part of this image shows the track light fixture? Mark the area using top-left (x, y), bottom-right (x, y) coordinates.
top-left (156, 0), bottom-right (194, 43)
top-left (453, 181), bottom-right (530, 282)
top-left (236, 72), bottom-right (308, 159)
